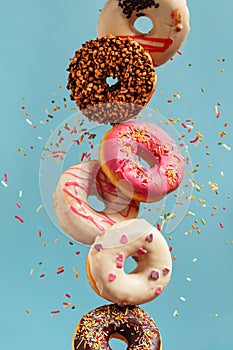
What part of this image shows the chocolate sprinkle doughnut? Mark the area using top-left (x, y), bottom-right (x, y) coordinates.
top-left (118, 0), bottom-right (160, 19)
top-left (67, 35), bottom-right (156, 124)
top-left (72, 304), bottom-right (162, 350)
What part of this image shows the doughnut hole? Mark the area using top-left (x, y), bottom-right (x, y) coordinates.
top-left (135, 144), bottom-right (160, 169)
top-left (109, 337), bottom-right (127, 349)
top-left (87, 195), bottom-right (106, 212)
top-left (124, 256), bottom-right (138, 274)
top-left (134, 16), bottom-right (154, 34)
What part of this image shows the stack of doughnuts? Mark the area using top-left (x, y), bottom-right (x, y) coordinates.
top-left (55, 0), bottom-right (190, 348)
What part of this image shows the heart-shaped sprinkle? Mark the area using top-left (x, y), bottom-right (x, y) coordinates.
top-left (94, 244), bottom-right (103, 252)
top-left (108, 273), bottom-right (116, 282)
top-left (137, 247), bottom-right (148, 256)
top-left (116, 253), bottom-right (124, 262)
top-left (163, 267), bottom-right (170, 276)
top-left (146, 233), bottom-right (153, 243)
top-left (132, 256), bottom-right (139, 262)
top-left (155, 285), bottom-right (163, 295)
top-left (150, 270), bottom-right (159, 281)
top-left (117, 262), bottom-right (123, 269)
top-left (120, 234), bottom-right (128, 244)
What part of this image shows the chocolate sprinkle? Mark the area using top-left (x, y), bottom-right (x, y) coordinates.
top-left (67, 35), bottom-right (156, 124)
top-left (118, 0), bottom-right (160, 19)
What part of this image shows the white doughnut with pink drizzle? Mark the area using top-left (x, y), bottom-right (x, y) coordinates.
top-left (54, 160), bottom-right (140, 245)
top-left (99, 121), bottom-right (184, 203)
top-left (87, 218), bottom-right (172, 305)
top-left (98, 0), bottom-right (190, 66)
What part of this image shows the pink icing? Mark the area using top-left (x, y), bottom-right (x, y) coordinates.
top-left (100, 121), bottom-right (184, 202)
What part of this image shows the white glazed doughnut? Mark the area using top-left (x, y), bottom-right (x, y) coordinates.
top-left (54, 160), bottom-right (140, 245)
top-left (87, 218), bottom-right (172, 305)
top-left (98, 0), bottom-right (190, 66)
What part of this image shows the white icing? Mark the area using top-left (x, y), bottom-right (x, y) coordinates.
top-left (98, 0), bottom-right (190, 66)
top-left (88, 218), bottom-right (172, 305)
top-left (54, 160), bottom-right (139, 245)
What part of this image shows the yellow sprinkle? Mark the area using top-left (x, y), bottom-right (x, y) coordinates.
top-left (29, 268), bottom-right (34, 275)
top-left (196, 131), bottom-right (204, 138)
top-left (201, 218), bottom-right (206, 225)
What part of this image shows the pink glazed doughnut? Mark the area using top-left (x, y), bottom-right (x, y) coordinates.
top-left (54, 160), bottom-right (139, 245)
top-left (98, 121), bottom-right (184, 203)
top-left (98, 0), bottom-right (190, 66)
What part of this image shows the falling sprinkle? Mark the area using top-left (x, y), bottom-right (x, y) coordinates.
top-left (26, 118), bottom-right (33, 125)
top-left (14, 215), bottom-right (24, 223)
top-left (186, 277), bottom-right (192, 282)
top-left (36, 204), bottom-right (43, 213)
top-left (73, 267), bottom-right (79, 278)
top-left (19, 190), bottom-right (23, 198)
top-left (220, 222), bottom-right (224, 229)
top-left (25, 309), bottom-right (30, 314)
top-left (1, 180), bottom-right (8, 188)
top-left (192, 258), bottom-right (198, 263)
top-left (50, 310), bottom-right (60, 315)
top-left (180, 296), bottom-right (186, 302)
top-left (173, 310), bottom-right (179, 317)
top-left (29, 268), bottom-right (34, 276)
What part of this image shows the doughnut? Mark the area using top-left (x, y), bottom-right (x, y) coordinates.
top-left (54, 160), bottom-right (139, 245)
top-left (86, 218), bottom-right (172, 305)
top-left (72, 303), bottom-right (162, 350)
top-left (67, 35), bottom-right (157, 124)
top-left (98, 0), bottom-right (190, 66)
top-left (98, 121), bottom-right (184, 203)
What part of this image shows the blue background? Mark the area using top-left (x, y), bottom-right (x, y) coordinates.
top-left (0, 1), bottom-right (233, 349)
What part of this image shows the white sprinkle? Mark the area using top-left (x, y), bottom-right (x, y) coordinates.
top-left (54, 238), bottom-right (59, 243)
top-left (186, 211), bottom-right (196, 216)
top-left (40, 120), bottom-right (47, 125)
top-left (192, 258), bottom-right (198, 263)
top-left (29, 268), bottom-right (34, 276)
top-left (1, 180), bottom-right (8, 188)
top-left (180, 296), bottom-right (186, 302)
top-left (202, 204), bottom-right (207, 208)
top-left (36, 204), bottom-right (43, 213)
top-left (214, 105), bottom-right (218, 115)
top-left (173, 310), bottom-right (179, 317)
top-left (186, 277), bottom-right (192, 282)
top-left (26, 118), bottom-right (33, 125)
top-left (184, 231), bottom-right (189, 236)
top-left (220, 171), bottom-right (224, 176)
top-left (222, 144), bottom-right (231, 151)
top-left (19, 190), bottom-right (23, 198)
top-left (38, 136), bottom-right (43, 140)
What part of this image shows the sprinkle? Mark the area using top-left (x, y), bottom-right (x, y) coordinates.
top-left (38, 230), bottom-right (42, 237)
top-left (108, 273), bottom-right (116, 282)
top-left (57, 269), bottom-right (64, 275)
top-left (36, 204), bottom-right (43, 212)
top-left (25, 309), bottom-right (30, 314)
top-left (75, 251), bottom-right (80, 255)
top-left (26, 118), bottom-right (33, 125)
top-left (155, 286), bottom-right (163, 295)
top-left (120, 234), bottom-right (128, 244)
top-left (192, 258), bottom-right (198, 263)
top-left (220, 222), bottom-right (224, 229)
top-left (146, 233), bottom-right (154, 242)
top-left (200, 218), bottom-right (206, 225)
top-left (65, 293), bottom-right (71, 298)
top-left (40, 274), bottom-right (45, 278)
top-left (73, 267), bottom-right (79, 278)
top-left (222, 144), bottom-right (231, 151)
top-left (214, 313), bottom-right (219, 317)
top-left (180, 296), bottom-right (186, 302)
top-left (19, 190), bottom-right (23, 198)
top-left (137, 247), bottom-right (147, 255)
top-left (1, 180), bottom-right (8, 188)
top-left (29, 268), bottom-right (34, 275)
top-left (50, 310), bottom-right (60, 314)
top-left (150, 270), bottom-right (159, 280)
top-left (186, 277), bottom-right (192, 282)
top-left (14, 215), bottom-right (24, 223)
top-left (190, 136), bottom-right (199, 144)
top-left (173, 310), bottom-right (179, 317)
top-left (94, 244), bottom-right (103, 252)
top-left (116, 253), bottom-right (124, 262)
top-left (163, 267), bottom-right (170, 276)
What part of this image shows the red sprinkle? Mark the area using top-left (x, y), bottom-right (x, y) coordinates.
top-left (157, 223), bottom-right (161, 231)
top-left (14, 215), bottom-right (24, 223)
top-left (16, 203), bottom-right (21, 208)
top-left (181, 122), bottom-right (188, 129)
top-left (75, 251), bottom-right (80, 255)
top-left (216, 110), bottom-right (221, 118)
top-left (220, 222), bottom-right (224, 229)
top-left (51, 310), bottom-right (60, 314)
top-left (40, 274), bottom-right (45, 278)
top-left (4, 173), bottom-right (8, 181)
top-left (169, 246), bottom-right (173, 252)
top-left (65, 293), bottom-right (71, 299)
top-left (190, 136), bottom-right (199, 144)
top-left (57, 269), bottom-right (64, 275)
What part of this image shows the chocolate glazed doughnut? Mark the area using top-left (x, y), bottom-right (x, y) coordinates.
top-left (67, 35), bottom-right (157, 124)
top-left (72, 304), bottom-right (162, 350)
